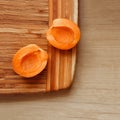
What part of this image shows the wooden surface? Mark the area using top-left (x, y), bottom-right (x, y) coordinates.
top-left (0, 0), bottom-right (78, 93)
top-left (0, 0), bottom-right (120, 120)
top-left (0, 0), bottom-right (48, 93)
top-left (47, 0), bottom-right (78, 91)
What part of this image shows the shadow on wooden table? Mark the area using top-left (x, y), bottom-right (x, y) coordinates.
top-left (0, 87), bottom-right (74, 103)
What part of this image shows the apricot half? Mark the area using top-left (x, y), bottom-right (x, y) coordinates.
top-left (47, 18), bottom-right (81, 50)
top-left (12, 44), bottom-right (48, 78)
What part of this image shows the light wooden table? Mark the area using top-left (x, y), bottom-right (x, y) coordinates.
top-left (0, 0), bottom-right (120, 120)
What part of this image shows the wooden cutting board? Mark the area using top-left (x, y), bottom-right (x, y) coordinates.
top-left (0, 0), bottom-right (79, 94)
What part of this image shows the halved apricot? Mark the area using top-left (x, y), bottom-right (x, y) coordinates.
top-left (12, 44), bottom-right (48, 78)
top-left (47, 18), bottom-right (81, 50)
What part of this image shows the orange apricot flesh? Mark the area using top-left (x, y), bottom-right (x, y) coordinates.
top-left (47, 18), bottom-right (81, 50)
top-left (12, 44), bottom-right (48, 78)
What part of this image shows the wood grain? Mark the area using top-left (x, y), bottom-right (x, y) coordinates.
top-left (47, 0), bottom-right (78, 91)
top-left (0, 0), bottom-right (48, 93)
top-left (0, 0), bottom-right (78, 93)
top-left (0, 0), bottom-right (120, 120)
